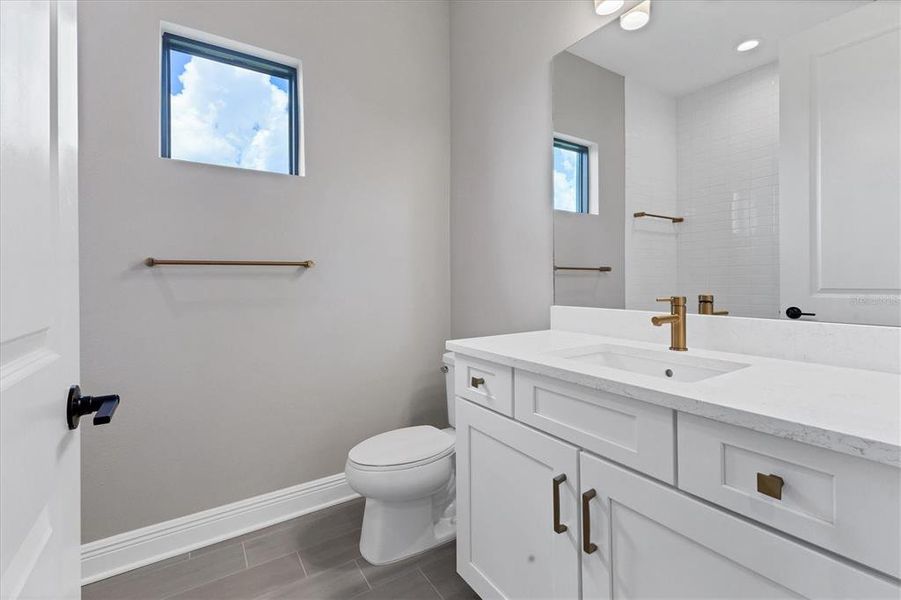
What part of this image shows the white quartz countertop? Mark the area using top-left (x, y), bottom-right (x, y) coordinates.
top-left (447, 330), bottom-right (901, 467)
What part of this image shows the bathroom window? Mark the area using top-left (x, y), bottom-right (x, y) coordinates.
top-left (553, 138), bottom-right (589, 213)
top-left (161, 32), bottom-right (300, 175)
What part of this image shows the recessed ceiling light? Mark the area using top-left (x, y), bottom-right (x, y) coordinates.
top-left (594, 0), bottom-right (624, 16)
top-left (620, 0), bottom-right (651, 31)
top-left (736, 39), bottom-right (760, 52)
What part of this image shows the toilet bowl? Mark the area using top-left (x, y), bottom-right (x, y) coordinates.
top-left (344, 353), bottom-right (456, 565)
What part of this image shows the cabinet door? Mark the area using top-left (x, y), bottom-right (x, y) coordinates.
top-left (579, 452), bottom-right (899, 600)
top-left (456, 398), bottom-right (580, 600)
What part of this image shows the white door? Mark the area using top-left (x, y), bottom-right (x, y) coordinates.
top-left (1, 1), bottom-right (81, 598)
top-left (579, 452), bottom-right (898, 599)
top-left (455, 399), bottom-right (580, 600)
top-left (779, 1), bottom-right (901, 326)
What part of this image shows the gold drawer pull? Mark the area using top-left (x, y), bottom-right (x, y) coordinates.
top-left (471, 376), bottom-right (485, 388)
top-left (552, 474), bottom-right (568, 534)
top-left (757, 473), bottom-right (784, 500)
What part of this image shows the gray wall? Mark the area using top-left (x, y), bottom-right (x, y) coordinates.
top-left (79, 0), bottom-right (450, 542)
top-left (552, 51), bottom-right (625, 308)
top-left (449, 1), bottom-right (619, 338)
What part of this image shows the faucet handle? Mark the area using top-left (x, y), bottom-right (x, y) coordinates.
top-left (656, 296), bottom-right (686, 306)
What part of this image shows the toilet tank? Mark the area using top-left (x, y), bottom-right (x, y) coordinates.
top-left (442, 352), bottom-right (455, 428)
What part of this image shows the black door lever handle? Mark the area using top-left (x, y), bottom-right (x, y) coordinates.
top-left (785, 306), bottom-right (816, 320)
top-left (67, 385), bottom-right (120, 430)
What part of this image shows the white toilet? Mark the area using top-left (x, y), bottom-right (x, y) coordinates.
top-left (345, 352), bottom-right (457, 565)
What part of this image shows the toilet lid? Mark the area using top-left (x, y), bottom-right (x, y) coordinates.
top-left (348, 426), bottom-right (454, 468)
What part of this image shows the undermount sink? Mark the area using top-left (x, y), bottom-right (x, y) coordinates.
top-left (551, 343), bottom-right (748, 382)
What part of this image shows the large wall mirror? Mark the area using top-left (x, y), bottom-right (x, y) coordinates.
top-left (552, 0), bottom-right (900, 326)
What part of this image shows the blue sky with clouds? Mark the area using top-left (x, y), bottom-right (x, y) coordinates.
top-left (554, 145), bottom-right (578, 211)
top-left (169, 51), bottom-right (290, 174)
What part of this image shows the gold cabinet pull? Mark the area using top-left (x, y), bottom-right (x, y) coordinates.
top-left (756, 473), bottom-right (785, 500)
top-left (582, 489), bottom-right (598, 554)
top-left (552, 474), bottom-right (568, 533)
top-left (470, 376), bottom-right (485, 388)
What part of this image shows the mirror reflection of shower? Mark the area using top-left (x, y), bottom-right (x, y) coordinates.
top-left (551, 1), bottom-right (900, 326)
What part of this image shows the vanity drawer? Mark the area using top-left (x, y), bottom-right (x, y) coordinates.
top-left (678, 414), bottom-right (901, 578)
top-left (454, 355), bottom-right (513, 416)
top-left (514, 371), bottom-right (675, 483)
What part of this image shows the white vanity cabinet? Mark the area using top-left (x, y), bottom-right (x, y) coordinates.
top-left (513, 371), bottom-right (675, 483)
top-left (455, 398), bottom-right (581, 600)
top-left (453, 355), bottom-right (901, 599)
top-left (678, 413), bottom-right (901, 578)
top-left (455, 355), bottom-right (514, 416)
top-left (580, 452), bottom-right (896, 599)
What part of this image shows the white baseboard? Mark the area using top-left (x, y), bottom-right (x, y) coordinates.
top-left (81, 473), bottom-right (358, 585)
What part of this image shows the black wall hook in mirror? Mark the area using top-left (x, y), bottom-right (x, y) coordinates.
top-left (67, 385), bottom-right (120, 430)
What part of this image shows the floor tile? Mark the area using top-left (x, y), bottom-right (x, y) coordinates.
top-left (417, 542), bottom-right (456, 568)
top-left (263, 560), bottom-right (370, 600)
top-left (244, 500), bottom-right (364, 568)
top-left (83, 544), bottom-right (246, 600)
top-left (419, 547), bottom-right (479, 600)
top-left (167, 553), bottom-right (306, 600)
top-left (355, 556), bottom-right (421, 590)
top-left (356, 541), bottom-right (454, 590)
top-left (296, 528), bottom-right (363, 576)
top-left (353, 568), bottom-right (441, 600)
top-left (82, 498), bottom-right (479, 600)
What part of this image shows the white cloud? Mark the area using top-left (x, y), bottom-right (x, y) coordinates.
top-left (554, 149), bottom-right (577, 211)
top-left (170, 55), bottom-right (290, 174)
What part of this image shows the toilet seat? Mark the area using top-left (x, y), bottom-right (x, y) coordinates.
top-left (348, 426), bottom-right (454, 471)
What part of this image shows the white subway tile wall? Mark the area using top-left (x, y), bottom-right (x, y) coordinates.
top-left (676, 63), bottom-right (780, 318)
top-left (624, 79), bottom-right (679, 311)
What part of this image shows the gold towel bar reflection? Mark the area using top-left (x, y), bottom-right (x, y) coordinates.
top-left (145, 258), bottom-right (314, 268)
top-left (633, 211), bottom-right (684, 223)
top-left (554, 266), bottom-right (613, 272)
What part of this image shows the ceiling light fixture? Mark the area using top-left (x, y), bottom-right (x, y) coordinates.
top-left (736, 39), bottom-right (760, 52)
top-left (594, 0), bottom-right (625, 16)
top-left (620, 0), bottom-right (651, 31)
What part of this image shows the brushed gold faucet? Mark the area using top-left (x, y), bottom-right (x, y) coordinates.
top-left (698, 294), bottom-right (729, 316)
top-left (652, 296), bottom-right (687, 351)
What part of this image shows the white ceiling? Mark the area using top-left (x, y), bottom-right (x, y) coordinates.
top-left (567, 0), bottom-right (870, 97)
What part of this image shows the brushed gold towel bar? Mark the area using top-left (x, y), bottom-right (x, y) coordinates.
top-left (633, 211), bottom-right (684, 223)
top-left (554, 266), bottom-right (613, 272)
top-left (144, 258), bottom-right (314, 268)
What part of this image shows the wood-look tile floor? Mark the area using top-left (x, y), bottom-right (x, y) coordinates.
top-left (83, 498), bottom-right (479, 600)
